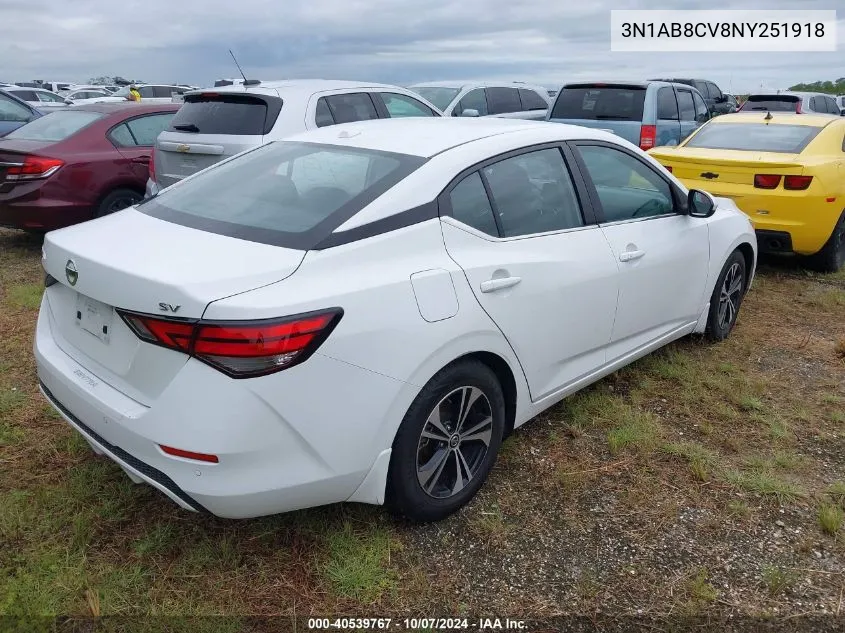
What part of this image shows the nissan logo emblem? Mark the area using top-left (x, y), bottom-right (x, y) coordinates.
top-left (65, 260), bottom-right (78, 286)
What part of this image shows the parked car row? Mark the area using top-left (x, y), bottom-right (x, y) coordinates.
top-left (7, 67), bottom-right (843, 526)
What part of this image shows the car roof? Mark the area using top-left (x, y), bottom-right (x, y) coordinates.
top-left (283, 117), bottom-right (611, 158)
top-left (189, 79), bottom-right (405, 96)
top-left (709, 112), bottom-right (840, 127)
top-left (408, 80), bottom-right (546, 90)
top-left (69, 103), bottom-right (182, 116)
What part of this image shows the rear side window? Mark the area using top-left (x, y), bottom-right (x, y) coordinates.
top-left (551, 86), bottom-right (646, 121)
top-left (518, 89), bottom-right (548, 111)
top-left (169, 94), bottom-right (275, 135)
top-left (379, 93), bottom-right (437, 117)
top-left (36, 91), bottom-right (64, 103)
top-left (656, 87), bottom-right (678, 120)
top-left (693, 81), bottom-right (709, 97)
top-left (677, 90), bottom-right (696, 121)
top-left (486, 88), bottom-right (522, 115)
top-left (5, 110), bottom-right (104, 141)
top-left (824, 96), bottom-right (839, 114)
top-left (324, 93), bottom-right (378, 124)
top-left (108, 123), bottom-right (136, 146)
top-left (449, 171), bottom-right (498, 236)
top-left (138, 86), bottom-right (156, 98)
top-left (707, 83), bottom-right (722, 100)
top-left (741, 96), bottom-right (800, 112)
top-left (126, 113), bottom-right (175, 145)
top-left (482, 148), bottom-right (583, 237)
top-left (0, 93), bottom-right (32, 122)
top-left (315, 98), bottom-right (334, 127)
top-left (139, 141), bottom-right (425, 248)
top-left (454, 89), bottom-right (488, 116)
top-left (685, 123), bottom-right (822, 153)
top-left (10, 90), bottom-right (37, 101)
top-left (692, 92), bottom-right (710, 122)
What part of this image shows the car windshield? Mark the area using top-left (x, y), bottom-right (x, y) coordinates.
top-left (685, 123), bottom-right (822, 153)
top-left (139, 141), bottom-right (426, 248)
top-left (408, 87), bottom-right (460, 112)
top-left (5, 110), bottom-right (104, 141)
top-left (551, 86), bottom-right (646, 120)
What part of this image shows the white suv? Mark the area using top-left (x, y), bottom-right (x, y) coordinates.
top-left (87, 84), bottom-right (192, 105)
top-left (146, 79), bottom-right (443, 197)
top-left (407, 81), bottom-right (551, 120)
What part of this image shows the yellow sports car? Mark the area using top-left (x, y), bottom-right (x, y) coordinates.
top-left (649, 112), bottom-right (845, 272)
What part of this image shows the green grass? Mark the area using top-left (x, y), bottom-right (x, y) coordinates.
top-left (818, 503), bottom-right (844, 536)
top-left (467, 505), bottom-right (509, 545)
top-left (806, 288), bottom-right (845, 309)
top-left (723, 469), bottom-right (805, 503)
top-left (607, 411), bottom-right (659, 454)
top-left (5, 283), bottom-right (43, 310)
top-left (761, 565), bottom-right (797, 595)
top-left (662, 442), bottom-right (719, 481)
top-left (827, 482), bottom-right (845, 507)
top-left (0, 388), bottom-right (26, 418)
top-left (323, 522), bottom-right (395, 603)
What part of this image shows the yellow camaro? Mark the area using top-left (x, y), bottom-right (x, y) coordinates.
top-left (649, 112), bottom-right (845, 272)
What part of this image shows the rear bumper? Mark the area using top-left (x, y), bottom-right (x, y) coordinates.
top-left (0, 199), bottom-right (91, 231)
top-left (755, 230), bottom-right (794, 254)
top-left (33, 294), bottom-right (405, 518)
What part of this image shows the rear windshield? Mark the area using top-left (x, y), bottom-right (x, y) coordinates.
top-left (5, 110), bottom-right (104, 141)
top-left (168, 94), bottom-right (277, 135)
top-left (740, 95), bottom-right (800, 112)
top-left (409, 87), bottom-right (460, 112)
top-left (685, 123), bottom-right (822, 153)
top-left (140, 141), bottom-right (426, 248)
top-left (551, 86), bottom-right (646, 121)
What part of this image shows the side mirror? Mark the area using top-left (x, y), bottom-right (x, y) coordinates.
top-left (688, 189), bottom-right (716, 218)
top-left (460, 108), bottom-right (480, 118)
top-left (64, 99), bottom-right (73, 105)
top-left (717, 94), bottom-right (728, 103)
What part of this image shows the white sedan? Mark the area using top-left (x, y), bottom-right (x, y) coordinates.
top-left (36, 118), bottom-right (756, 522)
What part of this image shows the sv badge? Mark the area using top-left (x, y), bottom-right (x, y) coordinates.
top-left (159, 303), bottom-right (181, 313)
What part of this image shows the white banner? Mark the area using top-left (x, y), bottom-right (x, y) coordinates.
top-left (610, 10), bottom-right (838, 52)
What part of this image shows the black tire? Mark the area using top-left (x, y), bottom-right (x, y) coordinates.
top-left (95, 188), bottom-right (143, 218)
top-left (805, 211), bottom-right (845, 273)
top-left (386, 360), bottom-right (505, 523)
top-left (705, 250), bottom-right (747, 342)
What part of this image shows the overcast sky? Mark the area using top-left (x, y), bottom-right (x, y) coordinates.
top-left (1, 0), bottom-right (841, 92)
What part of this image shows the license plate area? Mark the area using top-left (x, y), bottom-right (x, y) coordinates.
top-left (75, 293), bottom-right (114, 344)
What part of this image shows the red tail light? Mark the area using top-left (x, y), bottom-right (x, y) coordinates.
top-left (754, 174), bottom-right (781, 189)
top-left (118, 309), bottom-right (343, 378)
top-left (639, 125), bottom-right (656, 150)
top-left (663, 165), bottom-right (673, 173)
top-left (149, 148), bottom-right (157, 184)
top-left (5, 156), bottom-right (64, 181)
top-left (783, 175), bottom-right (813, 190)
top-left (795, 101), bottom-right (802, 114)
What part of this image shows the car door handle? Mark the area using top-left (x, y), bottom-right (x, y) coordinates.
top-left (480, 277), bottom-right (522, 293)
top-left (619, 250), bottom-right (645, 262)
top-left (132, 156), bottom-right (151, 164)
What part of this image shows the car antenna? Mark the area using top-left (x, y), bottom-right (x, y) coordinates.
top-left (228, 49), bottom-right (260, 87)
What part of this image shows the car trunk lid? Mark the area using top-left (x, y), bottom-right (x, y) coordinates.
top-left (650, 148), bottom-right (805, 187)
top-left (41, 209), bottom-right (305, 404)
top-left (154, 91), bottom-right (283, 189)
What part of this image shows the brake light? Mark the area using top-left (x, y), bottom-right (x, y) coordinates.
top-left (795, 101), bottom-right (802, 114)
top-left (149, 148), bottom-right (157, 184)
top-left (663, 165), bottom-right (673, 173)
top-left (118, 309), bottom-right (343, 378)
top-left (5, 156), bottom-right (64, 181)
top-left (639, 125), bottom-right (656, 150)
top-left (754, 174), bottom-right (781, 189)
top-left (783, 175), bottom-right (813, 190)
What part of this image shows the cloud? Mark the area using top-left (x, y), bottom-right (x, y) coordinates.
top-left (0, 0), bottom-right (840, 92)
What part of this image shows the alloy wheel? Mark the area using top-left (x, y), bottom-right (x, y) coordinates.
top-left (718, 262), bottom-right (743, 330)
top-left (416, 386), bottom-right (493, 499)
top-left (108, 193), bottom-right (141, 214)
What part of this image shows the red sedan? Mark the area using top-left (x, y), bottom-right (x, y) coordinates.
top-left (0, 103), bottom-right (179, 232)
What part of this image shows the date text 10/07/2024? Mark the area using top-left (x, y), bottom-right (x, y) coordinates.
top-left (306, 618), bottom-right (528, 630)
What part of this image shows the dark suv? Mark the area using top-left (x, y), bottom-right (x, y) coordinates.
top-left (649, 78), bottom-right (731, 115)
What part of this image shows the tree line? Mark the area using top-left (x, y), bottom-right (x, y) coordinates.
top-left (787, 78), bottom-right (845, 94)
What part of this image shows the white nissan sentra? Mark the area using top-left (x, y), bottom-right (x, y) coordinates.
top-left (35, 118), bottom-right (756, 523)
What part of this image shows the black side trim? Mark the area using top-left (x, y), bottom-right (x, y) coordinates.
top-left (40, 382), bottom-right (209, 513)
top-left (313, 201), bottom-right (438, 249)
top-left (755, 229), bottom-right (793, 254)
